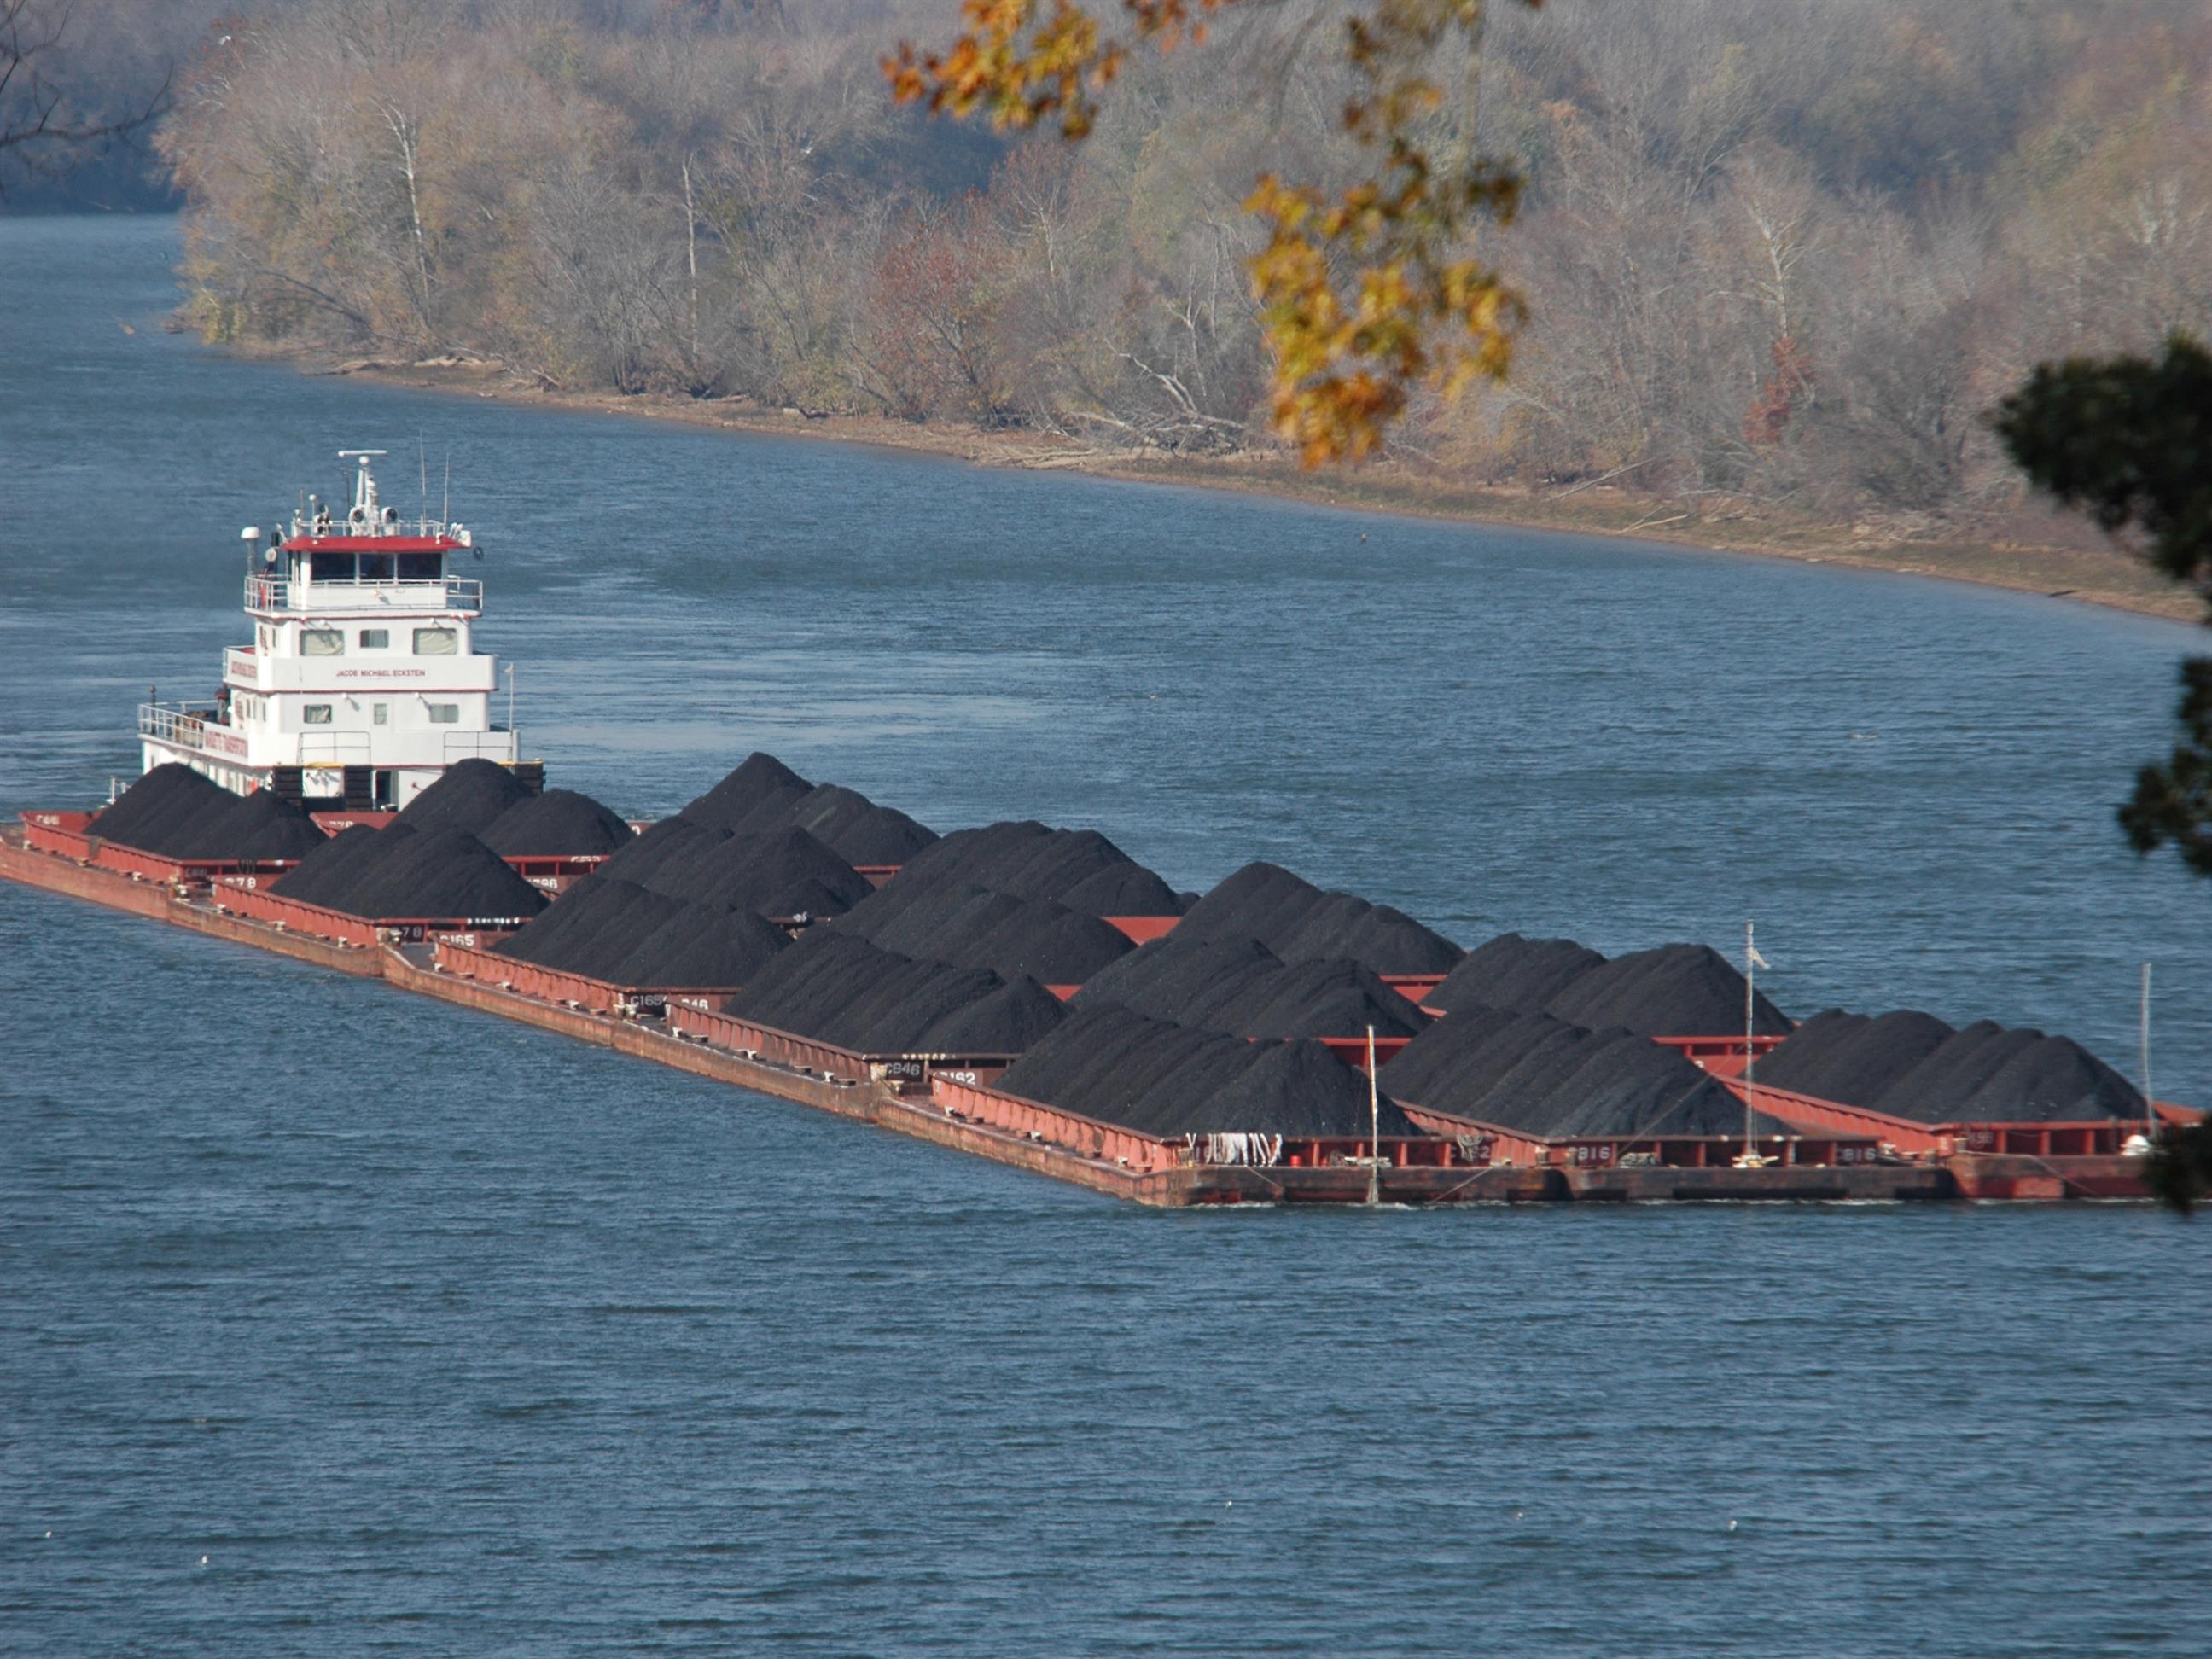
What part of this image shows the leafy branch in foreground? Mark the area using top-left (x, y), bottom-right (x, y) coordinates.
top-left (1994, 335), bottom-right (2212, 1214)
top-left (887, 0), bottom-right (1536, 466)
top-left (1995, 335), bottom-right (2212, 874)
top-left (2150, 1120), bottom-right (2212, 1217)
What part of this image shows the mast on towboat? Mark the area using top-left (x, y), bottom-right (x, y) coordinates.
top-left (1733, 921), bottom-right (1778, 1169)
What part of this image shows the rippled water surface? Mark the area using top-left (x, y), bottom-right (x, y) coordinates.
top-left (4, 216), bottom-right (2209, 1654)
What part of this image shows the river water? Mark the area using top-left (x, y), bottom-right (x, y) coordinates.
top-left (3, 215), bottom-right (2209, 1654)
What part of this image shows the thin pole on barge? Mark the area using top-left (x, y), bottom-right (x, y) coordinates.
top-left (2141, 962), bottom-right (2156, 1142)
top-left (1736, 921), bottom-right (1773, 1169)
top-left (1366, 1023), bottom-right (1381, 1206)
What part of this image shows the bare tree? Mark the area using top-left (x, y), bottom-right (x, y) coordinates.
top-left (147, 0), bottom-right (2212, 521)
top-left (0, 0), bottom-right (172, 193)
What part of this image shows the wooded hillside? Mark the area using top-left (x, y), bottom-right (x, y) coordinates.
top-left (154, 0), bottom-right (2212, 528)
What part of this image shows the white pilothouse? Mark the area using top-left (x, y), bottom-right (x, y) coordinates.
top-left (138, 450), bottom-right (521, 811)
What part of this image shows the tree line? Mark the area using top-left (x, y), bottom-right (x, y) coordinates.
top-left (144, 0), bottom-right (2211, 527)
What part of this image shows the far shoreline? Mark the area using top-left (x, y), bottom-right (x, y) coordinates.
top-left (256, 345), bottom-right (2203, 628)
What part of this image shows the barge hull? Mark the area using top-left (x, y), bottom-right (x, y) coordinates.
top-left (3, 832), bottom-right (383, 978)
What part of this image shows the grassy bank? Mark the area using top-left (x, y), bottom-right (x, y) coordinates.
top-left (311, 353), bottom-right (2201, 626)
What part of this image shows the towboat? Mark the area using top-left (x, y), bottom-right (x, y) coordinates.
top-left (137, 449), bottom-right (523, 811)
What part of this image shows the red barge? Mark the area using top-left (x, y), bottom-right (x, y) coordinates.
top-left (2, 824), bottom-right (2184, 1206)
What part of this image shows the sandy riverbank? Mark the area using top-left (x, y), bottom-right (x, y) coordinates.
top-left (296, 352), bottom-right (2201, 626)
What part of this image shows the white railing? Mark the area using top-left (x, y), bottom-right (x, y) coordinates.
top-left (244, 573), bottom-right (482, 613)
top-left (441, 728), bottom-right (519, 763)
top-left (139, 701), bottom-right (220, 750)
top-left (290, 512), bottom-right (460, 540)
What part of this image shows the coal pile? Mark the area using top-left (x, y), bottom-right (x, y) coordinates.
top-left (1055, 861), bottom-right (1190, 918)
top-left (393, 758), bottom-right (537, 835)
top-left (1380, 1004), bottom-right (1574, 1114)
top-left (824, 956), bottom-right (1006, 1053)
top-left (1077, 934), bottom-right (1281, 1024)
top-left (1876, 1022), bottom-right (2048, 1120)
top-left (824, 824), bottom-right (1185, 974)
top-left (672, 754), bottom-right (940, 867)
top-left (89, 764), bottom-right (244, 857)
top-left (1752, 1008), bottom-right (2144, 1122)
top-left (1203, 1042), bottom-right (1405, 1138)
top-left (335, 826), bottom-right (547, 921)
top-left (721, 929), bottom-right (1027, 1053)
top-left (1382, 1007), bottom-right (1794, 1138)
top-left (1234, 958), bottom-right (1431, 1041)
top-left (1430, 935), bottom-right (1793, 1037)
top-left (719, 930), bottom-right (882, 1034)
top-left (593, 815), bottom-right (722, 887)
top-left (496, 876), bottom-right (790, 988)
top-left (271, 822), bottom-right (419, 910)
top-left (1074, 933), bottom-right (1428, 1040)
top-left (710, 783), bottom-right (817, 840)
top-left (1174, 862), bottom-right (1464, 975)
top-left (607, 905), bottom-right (789, 990)
top-left (541, 886), bottom-right (689, 980)
top-left (679, 752), bottom-right (811, 832)
top-left (873, 822), bottom-right (1172, 913)
top-left (146, 790), bottom-right (251, 859)
top-left (495, 876), bottom-right (632, 963)
top-left (840, 882), bottom-right (1133, 985)
top-left (99, 771), bottom-right (328, 864)
top-left (995, 828), bottom-right (1153, 907)
top-left (588, 815), bottom-right (871, 919)
top-left (271, 821), bottom-right (545, 921)
top-left (652, 827), bottom-right (873, 917)
top-left (998, 1004), bottom-right (1257, 1132)
top-left (1951, 1033), bottom-right (2147, 1122)
top-left (912, 975), bottom-right (1068, 1053)
top-left (478, 789), bottom-right (634, 859)
top-left (968, 899), bottom-right (1132, 984)
top-left (1755, 1010), bottom-right (1957, 1105)
top-left (997, 1003), bottom-right (1422, 1138)
top-left (1866, 1021), bottom-right (2145, 1123)
top-left (1543, 944), bottom-right (1792, 1037)
top-left (782, 784), bottom-right (938, 867)
top-left (90, 764), bottom-right (223, 849)
top-left (1429, 933), bottom-right (1608, 1015)
top-left (496, 878), bottom-right (685, 978)
top-left (270, 823), bottom-right (396, 908)
top-left (183, 789), bottom-right (329, 863)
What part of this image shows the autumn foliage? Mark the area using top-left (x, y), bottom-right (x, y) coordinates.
top-left (889, 0), bottom-right (1539, 464)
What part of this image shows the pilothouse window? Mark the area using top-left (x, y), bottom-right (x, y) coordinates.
top-left (309, 552), bottom-right (357, 584)
top-left (396, 553), bottom-right (442, 584)
top-left (301, 629), bottom-right (344, 656)
top-left (413, 627), bottom-right (457, 656)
